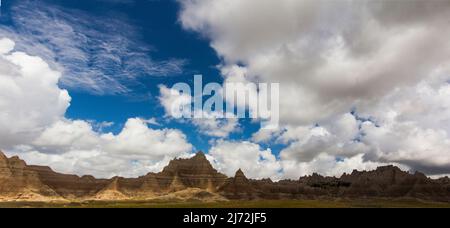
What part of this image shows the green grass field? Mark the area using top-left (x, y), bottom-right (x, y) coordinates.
top-left (1, 198), bottom-right (450, 208)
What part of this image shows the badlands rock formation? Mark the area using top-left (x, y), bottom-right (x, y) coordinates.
top-left (0, 152), bottom-right (61, 201)
top-left (0, 151), bottom-right (449, 202)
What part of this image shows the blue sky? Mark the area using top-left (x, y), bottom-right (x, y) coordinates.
top-left (63, 0), bottom-right (269, 153)
top-left (0, 0), bottom-right (268, 154)
top-left (59, 0), bottom-right (225, 152)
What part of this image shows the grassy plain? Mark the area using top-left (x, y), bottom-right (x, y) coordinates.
top-left (1, 198), bottom-right (450, 208)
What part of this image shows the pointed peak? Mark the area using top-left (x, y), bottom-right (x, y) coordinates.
top-left (414, 171), bottom-right (427, 179)
top-left (193, 151), bottom-right (207, 160)
top-left (235, 169), bottom-right (246, 178)
top-left (7, 155), bottom-right (27, 167)
top-left (0, 150), bottom-right (7, 160)
top-left (190, 152), bottom-right (211, 164)
top-left (0, 151), bottom-right (9, 168)
top-left (231, 169), bottom-right (251, 185)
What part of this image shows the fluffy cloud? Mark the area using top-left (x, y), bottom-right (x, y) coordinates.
top-left (0, 38), bottom-right (71, 148)
top-left (192, 112), bottom-right (239, 138)
top-left (102, 118), bottom-right (192, 161)
top-left (0, 38), bottom-right (193, 178)
top-left (180, 0), bottom-right (450, 124)
top-left (24, 118), bottom-right (193, 178)
top-left (33, 118), bottom-right (193, 160)
top-left (0, 38), bottom-right (15, 54)
top-left (179, 0), bottom-right (450, 176)
top-left (33, 120), bottom-right (99, 152)
top-left (359, 77), bottom-right (450, 175)
top-left (278, 113), bottom-right (364, 162)
top-left (209, 140), bottom-right (281, 179)
top-left (159, 85), bottom-right (239, 138)
top-left (207, 139), bottom-right (396, 180)
top-left (159, 85), bottom-right (192, 118)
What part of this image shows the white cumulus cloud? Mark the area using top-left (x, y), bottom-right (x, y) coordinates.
top-left (158, 85), bottom-right (240, 138)
top-left (179, 0), bottom-right (450, 176)
top-left (0, 38), bottom-right (193, 178)
top-left (209, 140), bottom-right (281, 179)
top-left (0, 38), bottom-right (71, 149)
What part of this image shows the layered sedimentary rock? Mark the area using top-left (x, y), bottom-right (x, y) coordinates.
top-left (0, 151), bottom-right (449, 202)
top-left (94, 177), bottom-right (129, 200)
top-left (157, 152), bottom-right (228, 191)
top-left (27, 165), bottom-right (109, 199)
top-left (0, 153), bottom-right (60, 201)
top-left (218, 169), bottom-right (257, 199)
top-left (339, 166), bottom-right (449, 201)
top-left (91, 152), bottom-right (229, 198)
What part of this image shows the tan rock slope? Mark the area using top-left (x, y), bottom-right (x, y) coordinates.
top-left (0, 151), bottom-right (449, 202)
top-left (0, 152), bottom-right (61, 201)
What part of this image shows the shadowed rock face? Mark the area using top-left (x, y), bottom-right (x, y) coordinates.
top-left (0, 151), bottom-right (449, 202)
top-left (218, 169), bottom-right (256, 200)
top-left (27, 165), bottom-right (110, 198)
top-left (338, 166), bottom-right (449, 200)
top-left (157, 152), bottom-right (228, 191)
